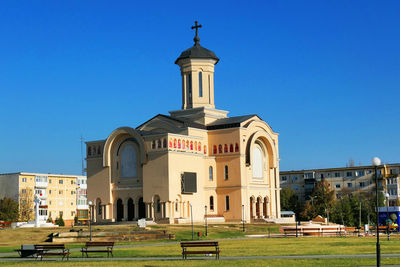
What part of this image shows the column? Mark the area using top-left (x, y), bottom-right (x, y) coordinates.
top-left (161, 202), bottom-right (165, 218)
top-left (123, 201), bottom-right (128, 221)
top-left (259, 200), bottom-right (264, 218)
top-left (134, 199), bottom-right (139, 219)
top-left (252, 201), bottom-right (256, 219)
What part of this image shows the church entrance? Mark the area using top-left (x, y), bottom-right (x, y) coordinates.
top-left (138, 197), bottom-right (145, 219)
top-left (127, 198), bottom-right (134, 221)
top-left (116, 199), bottom-right (123, 221)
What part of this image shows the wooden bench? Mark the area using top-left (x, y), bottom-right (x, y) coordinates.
top-left (34, 244), bottom-right (70, 261)
top-left (180, 241), bottom-right (219, 259)
top-left (81, 241), bottom-right (114, 258)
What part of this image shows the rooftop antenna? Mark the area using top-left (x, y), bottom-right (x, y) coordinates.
top-left (80, 135), bottom-right (86, 176)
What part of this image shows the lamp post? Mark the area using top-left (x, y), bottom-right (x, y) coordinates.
top-left (190, 203), bottom-right (194, 240)
top-left (384, 192), bottom-right (390, 241)
top-left (204, 205), bottom-right (208, 237)
top-left (372, 157), bottom-right (381, 267)
top-left (88, 201), bottom-right (93, 241)
top-left (242, 204), bottom-right (245, 232)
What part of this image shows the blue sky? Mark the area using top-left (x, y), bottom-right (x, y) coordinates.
top-left (0, 0), bottom-right (399, 174)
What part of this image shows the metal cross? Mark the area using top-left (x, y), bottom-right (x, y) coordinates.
top-left (191, 21), bottom-right (202, 45)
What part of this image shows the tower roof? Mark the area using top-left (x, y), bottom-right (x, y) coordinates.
top-left (175, 21), bottom-right (219, 64)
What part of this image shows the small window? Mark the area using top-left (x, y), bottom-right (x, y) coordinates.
top-left (199, 72), bottom-right (203, 97)
top-left (229, 144), bottom-right (233, 152)
top-left (209, 166), bottom-right (213, 181)
top-left (49, 190), bottom-right (52, 194)
top-left (335, 172), bottom-right (340, 177)
top-left (156, 199), bottom-right (161, 213)
top-left (210, 196), bottom-right (214, 210)
top-left (224, 144), bottom-right (228, 153)
top-left (71, 180), bottom-right (74, 185)
top-left (224, 165), bottom-right (229, 180)
top-left (49, 179), bottom-right (52, 184)
top-left (335, 184), bottom-right (341, 188)
top-left (225, 196), bottom-right (230, 211)
top-left (59, 180), bottom-right (63, 184)
top-left (157, 139), bottom-right (162, 148)
top-left (213, 145), bottom-right (217, 154)
top-left (22, 178), bottom-right (27, 182)
top-left (320, 174), bottom-right (324, 179)
top-left (235, 143), bottom-right (239, 152)
top-left (175, 201), bottom-right (178, 212)
top-left (152, 140), bottom-right (156, 149)
top-left (347, 183), bottom-right (352, 187)
top-left (22, 189), bottom-right (27, 194)
top-left (71, 191), bottom-right (74, 195)
top-left (59, 190), bottom-right (63, 195)
top-left (218, 145), bottom-right (222, 153)
top-left (163, 138), bottom-right (167, 148)
top-left (346, 172), bottom-right (352, 177)
top-left (71, 202), bottom-right (74, 206)
top-left (281, 176), bottom-right (287, 181)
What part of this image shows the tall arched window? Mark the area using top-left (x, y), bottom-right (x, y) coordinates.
top-left (230, 144), bottom-right (233, 152)
top-left (235, 143), bottom-right (239, 152)
top-left (224, 144), bottom-right (228, 153)
top-left (209, 166), bottom-right (213, 181)
top-left (98, 201), bottom-right (102, 215)
top-left (178, 139), bottom-right (181, 149)
top-left (151, 141), bottom-right (156, 149)
top-left (210, 196), bottom-right (214, 210)
top-left (163, 138), bottom-right (167, 148)
top-left (252, 144), bottom-right (264, 178)
top-left (120, 144), bottom-right (138, 177)
top-left (213, 145), bottom-right (217, 154)
top-left (199, 72), bottom-right (203, 97)
top-left (218, 145), bottom-right (222, 153)
top-left (224, 165), bottom-right (229, 180)
top-left (157, 139), bottom-right (161, 148)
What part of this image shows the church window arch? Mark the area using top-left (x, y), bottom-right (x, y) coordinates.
top-left (88, 147), bottom-right (92, 156)
top-left (209, 196), bottom-right (214, 211)
top-left (235, 143), bottom-right (239, 152)
top-left (178, 139), bottom-right (181, 149)
top-left (194, 141), bottom-right (197, 151)
top-left (175, 200), bottom-right (179, 212)
top-left (218, 145), bottom-right (222, 153)
top-left (224, 144), bottom-right (228, 153)
top-left (188, 73), bottom-right (192, 102)
top-left (151, 140), bottom-right (156, 149)
top-left (190, 141), bottom-right (193, 150)
top-left (120, 143), bottom-right (138, 178)
top-left (173, 139), bottom-right (177, 148)
top-left (213, 145), bottom-right (217, 154)
top-left (224, 165), bottom-right (229, 180)
top-left (198, 142), bottom-right (201, 151)
top-left (156, 199), bottom-right (161, 213)
top-left (209, 166), bottom-right (213, 181)
top-left (157, 139), bottom-right (162, 148)
top-left (169, 140), bottom-right (172, 148)
top-left (98, 201), bottom-right (102, 215)
top-left (252, 142), bottom-right (264, 178)
top-left (199, 72), bottom-right (203, 97)
top-left (230, 144), bottom-right (233, 152)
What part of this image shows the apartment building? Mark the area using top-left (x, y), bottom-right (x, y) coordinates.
top-left (0, 172), bottom-right (87, 226)
top-left (280, 163), bottom-right (400, 205)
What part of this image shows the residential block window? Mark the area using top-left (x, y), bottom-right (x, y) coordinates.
top-left (22, 189), bottom-right (27, 194)
top-left (22, 178), bottom-right (27, 182)
top-left (335, 184), bottom-right (341, 188)
top-left (335, 172), bottom-right (340, 177)
top-left (59, 190), bottom-right (63, 195)
top-left (209, 166), bottom-right (213, 181)
top-left (210, 196), bottom-right (214, 210)
top-left (224, 165), bottom-right (229, 180)
top-left (59, 180), bottom-right (63, 184)
top-left (292, 176), bottom-right (298, 182)
top-left (359, 182), bottom-right (366, 188)
top-left (71, 180), bottom-right (74, 185)
top-left (346, 172), bottom-right (352, 177)
top-left (281, 176), bottom-right (287, 181)
top-left (225, 196), bottom-right (230, 211)
top-left (347, 183), bottom-right (352, 187)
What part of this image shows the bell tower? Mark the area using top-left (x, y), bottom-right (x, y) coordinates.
top-left (170, 21), bottom-right (228, 125)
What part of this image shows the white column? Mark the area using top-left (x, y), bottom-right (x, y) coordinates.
top-left (259, 200), bottom-right (264, 218)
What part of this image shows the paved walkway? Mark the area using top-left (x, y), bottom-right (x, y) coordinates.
top-left (1, 253), bottom-right (400, 262)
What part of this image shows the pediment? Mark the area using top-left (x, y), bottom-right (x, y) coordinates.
top-left (136, 115), bottom-right (184, 134)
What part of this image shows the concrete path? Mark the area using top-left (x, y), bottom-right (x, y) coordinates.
top-left (1, 253), bottom-right (400, 262)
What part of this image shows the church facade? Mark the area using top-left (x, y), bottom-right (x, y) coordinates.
top-left (86, 23), bottom-right (281, 223)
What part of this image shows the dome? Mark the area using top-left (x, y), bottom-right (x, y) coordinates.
top-left (175, 43), bottom-right (219, 64)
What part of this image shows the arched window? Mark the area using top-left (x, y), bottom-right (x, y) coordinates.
top-left (209, 166), bottom-right (213, 181)
top-left (190, 141), bottom-right (193, 150)
top-left (156, 199), bottom-right (161, 213)
top-left (169, 140), bottom-right (172, 148)
top-left (210, 196), bottom-right (214, 211)
top-left (235, 143), bottom-right (239, 152)
top-left (213, 145), bottom-right (217, 154)
top-left (253, 144), bottom-right (264, 178)
top-left (163, 138), bottom-right (167, 148)
top-left (120, 144), bottom-right (138, 178)
top-left (182, 140), bottom-right (186, 149)
top-left (98, 201), bottom-right (102, 215)
top-left (186, 140), bottom-right (189, 148)
top-left (88, 147), bottom-right (92, 156)
top-left (218, 145), bottom-right (222, 153)
top-left (204, 145), bottom-right (207, 154)
top-left (224, 165), bottom-right (229, 180)
top-left (175, 201), bottom-right (179, 212)
top-left (199, 72), bottom-right (203, 97)
top-left (173, 139), bottom-right (177, 148)
top-left (230, 144), bottom-right (233, 152)
top-left (224, 144), bottom-right (228, 153)
top-left (194, 141), bottom-right (197, 151)
top-left (198, 142), bottom-right (201, 151)
top-left (151, 141), bottom-right (156, 149)
top-left (178, 139), bottom-right (181, 149)
top-left (157, 139), bottom-right (161, 148)
top-left (225, 196), bottom-right (230, 211)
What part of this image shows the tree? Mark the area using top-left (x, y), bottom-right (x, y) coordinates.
top-left (300, 201), bottom-right (316, 221)
top-left (55, 215), bottom-right (65, 226)
top-left (280, 188), bottom-right (298, 211)
top-left (19, 191), bottom-right (34, 222)
top-left (0, 197), bottom-right (19, 222)
top-left (309, 180), bottom-right (335, 219)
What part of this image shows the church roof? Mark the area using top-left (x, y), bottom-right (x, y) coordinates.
top-left (206, 115), bottom-right (260, 130)
top-left (175, 43), bottom-right (219, 64)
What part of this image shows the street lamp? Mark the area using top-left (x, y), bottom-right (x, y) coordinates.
top-left (372, 156), bottom-right (381, 267)
top-left (384, 192), bottom-right (390, 241)
top-left (204, 205), bottom-right (208, 236)
top-left (190, 203), bottom-right (194, 240)
top-left (88, 201), bottom-right (93, 241)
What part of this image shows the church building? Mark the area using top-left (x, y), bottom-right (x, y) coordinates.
top-left (86, 22), bottom-right (281, 223)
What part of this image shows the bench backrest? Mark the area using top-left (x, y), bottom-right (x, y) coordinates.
top-left (35, 244), bottom-right (66, 250)
top-left (181, 241), bottom-right (218, 247)
top-left (85, 242), bottom-right (114, 247)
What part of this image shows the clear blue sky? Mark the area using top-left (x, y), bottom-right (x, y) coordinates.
top-left (1, 0), bottom-right (399, 174)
